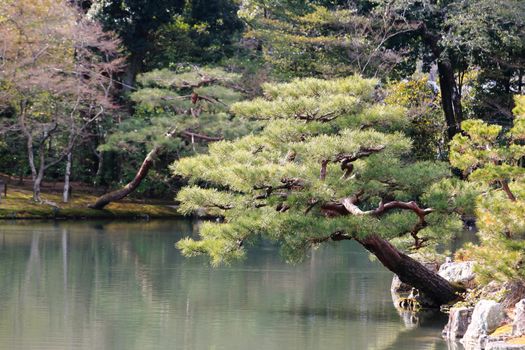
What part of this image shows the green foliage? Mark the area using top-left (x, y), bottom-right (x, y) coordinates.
top-left (385, 76), bottom-right (446, 159)
top-left (102, 66), bottom-right (257, 196)
top-left (441, 0), bottom-right (525, 123)
top-left (450, 96), bottom-right (525, 283)
top-left (239, 2), bottom-right (402, 78)
top-left (90, 0), bottom-right (244, 69)
top-left (148, 0), bottom-right (244, 67)
top-left (172, 76), bottom-right (463, 265)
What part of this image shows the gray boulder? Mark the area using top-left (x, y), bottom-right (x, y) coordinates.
top-left (513, 299), bottom-right (525, 336)
top-left (443, 307), bottom-right (474, 340)
top-left (439, 260), bottom-right (477, 289)
top-left (462, 300), bottom-right (505, 348)
top-left (391, 274), bottom-right (413, 295)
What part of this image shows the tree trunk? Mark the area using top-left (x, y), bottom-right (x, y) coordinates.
top-left (122, 53), bottom-right (142, 93)
top-left (88, 145), bottom-right (161, 210)
top-left (63, 152), bottom-right (72, 203)
top-left (356, 234), bottom-right (459, 306)
top-left (519, 69), bottom-right (523, 94)
top-left (32, 143), bottom-right (47, 202)
top-left (420, 27), bottom-right (463, 140)
top-left (437, 59), bottom-right (462, 140)
top-left (94, 150), bottom-right (104, 187)
top-left (33, 172), bottom-right (43, 203)
top-left (27, 137), bottom-right (37, 183)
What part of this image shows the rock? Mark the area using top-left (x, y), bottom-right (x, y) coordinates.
top-left (513, 300), bottom-right (525, 336)
top-left (486, 341), bottom-right (525, 350)
top-left (391, 274), bottom-right (413, 295)
top-left (439, 260), bottom-right (477, 289)
top-left (462, 300), bottom-right (505, 348)
top-left (391, 261), bottom-right (440, 308)
top-left (443, 307), bottom-right (474, 340)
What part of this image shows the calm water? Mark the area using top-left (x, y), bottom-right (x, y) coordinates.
top-left (0, 220), bottom-right (459, 350)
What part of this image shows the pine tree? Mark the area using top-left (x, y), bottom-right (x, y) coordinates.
top-left (89, 66), bottom-right (256, 209)
top-left (239, 2), bottom-right (404, 78)
top-left (450, 96), bottom-right (525, 283)
top-left (172, 76), bottom-right (465, 306)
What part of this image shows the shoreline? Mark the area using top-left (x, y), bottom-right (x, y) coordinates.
top-left (0, 187), bottom-right (183, 221)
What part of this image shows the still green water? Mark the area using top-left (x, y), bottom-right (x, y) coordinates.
top-left (0, 220), bottom-right (457, 350)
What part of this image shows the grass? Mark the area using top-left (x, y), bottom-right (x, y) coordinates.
top-left (491, 324), bottom-right (513, 336)
top-left (0, 188), bottom-right (181, 219)
top-left (508, 336), bottom-right (525, 345)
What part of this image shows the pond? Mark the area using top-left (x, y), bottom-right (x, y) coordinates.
top-left (0, 220), bottom-right (460, 350)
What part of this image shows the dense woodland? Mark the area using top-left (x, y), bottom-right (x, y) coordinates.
top-left (1, 0), bottom-right (525, 312)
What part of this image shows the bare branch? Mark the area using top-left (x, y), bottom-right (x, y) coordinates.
top-left (295, 110), bottom-right (337, 123)
top-left (341, 194), bottom-right (433, 249)
top-left (308, 231), bottom-right (352, 244)
top-left (501, 180), bottom-right (517, 201)
top-left (181, 130), bottom-right (223, 142)
top-left (320, 159), bottom-right (328, 180)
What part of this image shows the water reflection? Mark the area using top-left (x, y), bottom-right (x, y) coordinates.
top-left (0, 220), bottom-right (457, 350)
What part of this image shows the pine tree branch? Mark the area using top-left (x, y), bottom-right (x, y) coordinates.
top-left (304, 198), bottom-right (319, 214)
top-left (501, 180), bottom-right (517, 201)
top-left (308, 231), bottom-right (352, 244)
top-left (295, 110), bottom-right (337, 122)
top-left (205, 203), bottom-right (234, 210)
top-left (341, 194), bottom-right (433, 249)
top-left (320, 159), bottom-right (328, 180)
top-left (181, 131), bottom-right (223, 142)
top-left (335, 146), bottom-right (385, 178)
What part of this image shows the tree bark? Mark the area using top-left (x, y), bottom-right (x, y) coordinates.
top-left (63, 152), bottom-right (72, 203)
top-left (437, 59), bottom-right (462, 140)
top-left (32, 142), bottom-right (46, 202)
top-left (420, 25), bottom-right (462, 140)
top-left (88, 128), bottom-right (220, 209)
top-left (94, 150), bottom-right (104, 187)
top-left (121, 53), bottom-right (142, 93)
top-left (88, 144), bottom-right (161, 210)
top-left (356, 234), bottom-right (459, 306)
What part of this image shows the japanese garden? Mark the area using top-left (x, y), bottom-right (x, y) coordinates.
top-left (0, 0), bottom-right (525, 349)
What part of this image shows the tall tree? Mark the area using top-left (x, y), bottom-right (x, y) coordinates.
top-left (449, 96), bottom-right (525, 283)
top-left (89, 0), bottom-right (244, 86)
top-left (239, 1), bottom-right (409, 78)
top-left (240, 0), bottom-right (525, 139)
top-left (172, 76), bottom-right (464, 306)
top-left (0, 0), bottom-right (123, 202)
top-left (88, 0), bottom-right (185, 88)
top-left (371, 0), bottom-right (525, 137)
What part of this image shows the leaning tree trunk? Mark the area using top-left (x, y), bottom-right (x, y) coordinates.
top-left (88, 145), bottom-right (161, 210)
top-left (357, 234), bottom-right (459, 306)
